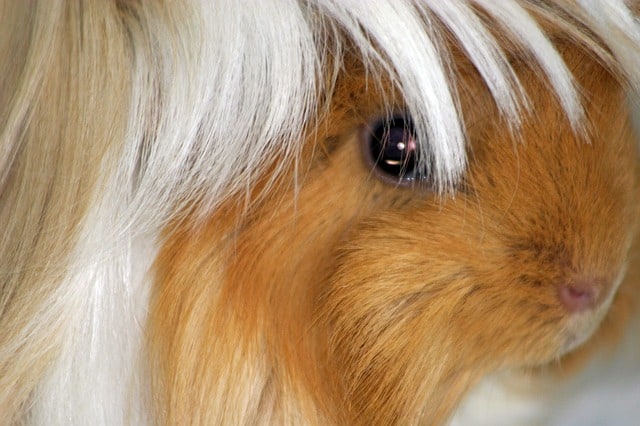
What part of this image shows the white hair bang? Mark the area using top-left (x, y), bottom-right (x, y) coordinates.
top-left (121, 0), bottom-right (640, 228)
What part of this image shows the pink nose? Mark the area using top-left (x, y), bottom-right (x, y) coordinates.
top-left (557, 279), bottom-right (602, 312)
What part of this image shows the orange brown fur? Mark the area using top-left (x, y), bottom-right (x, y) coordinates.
top-left (150, 40), bottom-right (639, 426)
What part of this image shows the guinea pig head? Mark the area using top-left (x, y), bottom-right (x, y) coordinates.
top-left (318, 46), bottom-right (639, 420)
top-left (152, 41), bottom-right (639, 425)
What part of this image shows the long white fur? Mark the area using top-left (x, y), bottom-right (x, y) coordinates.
top-left (0, 1), bottom-right (639, 424)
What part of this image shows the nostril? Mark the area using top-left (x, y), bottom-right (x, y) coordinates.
top-left (557, 280), bottom-right (601, 313)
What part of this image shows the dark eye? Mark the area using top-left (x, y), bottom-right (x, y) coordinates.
top-left (364, 116), bottom-right (422, 184)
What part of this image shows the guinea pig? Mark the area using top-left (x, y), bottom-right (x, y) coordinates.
top-left (0, 1), bottom-right (639, 425)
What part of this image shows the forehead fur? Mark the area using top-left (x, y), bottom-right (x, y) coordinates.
top-left (117, 1), bottom-right (640, 223)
